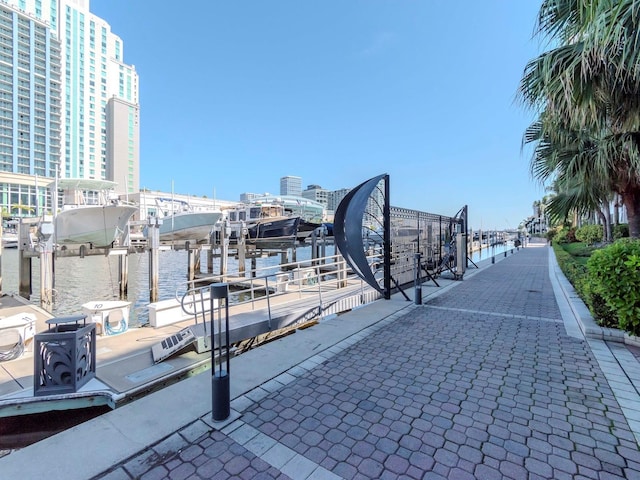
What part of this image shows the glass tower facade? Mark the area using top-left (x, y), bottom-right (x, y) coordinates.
top-left (0, 1), bottom-right (61, 216)
top-left (280, 176), bottom-right (302, 197)
top-left (0, 0), bottom-right (139, 218)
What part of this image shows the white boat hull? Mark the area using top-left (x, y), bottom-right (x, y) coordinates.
top-left (55, 205), bottom-right (137, 247)
top-left (158, 211), bottom-right (222, 242)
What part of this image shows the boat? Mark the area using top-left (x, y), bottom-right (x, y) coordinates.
top-left (50, 179), bottom-right (137, 248)
top-left (81, 300), bottom-right (131, 336)
top-left (247, 195), bottom-right (326, 242)
top-left (223, 201), bottom-right (301, 249)
top-left (154, 197), bottom-right (222, 243)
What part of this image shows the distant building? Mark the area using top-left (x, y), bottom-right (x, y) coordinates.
top-left (239, 192), bottom-right (260, 203)
top-left (280, 176), bottom-right (301, 196)
top-left (327, 184), bottom-right (383, 227)
top-left (302, 184), bottom-right (328, 207)
top-left (328, 188), bottom-right (350, 212)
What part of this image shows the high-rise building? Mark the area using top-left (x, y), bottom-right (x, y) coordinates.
top-left (280, 176), bottom-right (301, 197)
top-left (328, 188), bottom-right (350, 212)
top-left (302, 184), bottom-right (328, 207)
top-left (0, 2), bottom-right (62, 215)
top-left (3, 0), bottom-right (139, 197)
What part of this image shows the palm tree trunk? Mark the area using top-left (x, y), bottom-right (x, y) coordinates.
top-left (604, 205), bottom-right (612, 242)
top-left (621, 190), bottom-right (640, 238)
top-left (597, 207), bottom-right (610, 242)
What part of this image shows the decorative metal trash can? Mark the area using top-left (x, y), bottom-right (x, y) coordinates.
top-left (33, 315), bottom-right (96, 397)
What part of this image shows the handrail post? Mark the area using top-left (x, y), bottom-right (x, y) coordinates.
top-left (265, 276), bottom-right (272, 329)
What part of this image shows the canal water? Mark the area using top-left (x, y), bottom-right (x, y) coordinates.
top-left (0, 246), bottom-right (334, 325)
top-left (0, 242), bottom-right (512, 323)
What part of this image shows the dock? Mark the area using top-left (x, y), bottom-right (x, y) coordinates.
top-left (0, 265), bottom-right (379, 420)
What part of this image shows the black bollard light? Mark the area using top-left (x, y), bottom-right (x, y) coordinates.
top-left (414, 253), bottom-right (422, 305)
top-left (211, 283), bottom-right (230, 422)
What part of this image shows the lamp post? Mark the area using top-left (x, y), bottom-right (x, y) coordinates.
top-left (210, 283), bottom-right (230, 422)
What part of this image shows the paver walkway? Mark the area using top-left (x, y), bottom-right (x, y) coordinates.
top-left (96, 243), bottom-right (640, 480)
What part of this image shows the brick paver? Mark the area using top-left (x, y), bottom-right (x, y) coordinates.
top-left (95, 245), bottom-right (640, 479)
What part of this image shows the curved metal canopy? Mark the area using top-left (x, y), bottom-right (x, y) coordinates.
top-left (333, 174), bottom-right (386, 293)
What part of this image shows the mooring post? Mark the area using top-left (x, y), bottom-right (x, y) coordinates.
top-left (311, 229), bottom-right (318, 264)
top-left (38, 222), bottom-right (55, 312)
top-left (194, 245), bottom-right (201, 272)
top-left (220, 220), bottom-right (230, 277)
top-left (338, 255), bottom-right (347, 288)
top-left (187, 242), bottom-right (196, 281)
top-left (18, 221), bottom-right (32, 299)
top-left (236, 221), bottom-right (245, 277)
top-left (207, 230), bottom-right (215, 273)
top-left (320, 227), bottom-right (326, 263)
top-left (149, 217), bottom-right (160, 303)
top-left (119, 251), bottom-right (128, 297)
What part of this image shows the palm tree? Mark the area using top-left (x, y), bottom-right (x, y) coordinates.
top-left (519, 0), bottom-right (640, 238)
top-left (524, 115), bottom-right (614, 240)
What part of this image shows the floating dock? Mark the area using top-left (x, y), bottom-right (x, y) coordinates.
top-left (0, 272), bottom-right (380, 420)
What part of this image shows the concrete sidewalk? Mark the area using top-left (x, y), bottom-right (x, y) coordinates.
top-left (3, 238), bottom-right (640, 479)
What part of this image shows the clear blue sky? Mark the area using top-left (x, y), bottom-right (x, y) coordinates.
top-left (91, 1), bottom-right (545, 231)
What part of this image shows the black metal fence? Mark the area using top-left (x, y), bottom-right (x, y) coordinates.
top-left (387, 206), bottom-right (465, 288)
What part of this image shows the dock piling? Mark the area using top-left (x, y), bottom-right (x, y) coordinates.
top-left (148, 218), bottom-right (160, 303)
top-left (37, 222), bottom-right (55, 312)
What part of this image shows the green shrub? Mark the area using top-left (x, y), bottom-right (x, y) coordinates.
top-left (613, 224), bottom-right (629, 240)
top-left (582, 279), bottom-right (618, 328)
top-left (553, 243), bottom-right (589, 302)
top-left (562, 242), bottom-right (596, 259)
top-left (575, 224), bottom-right (603, 246)
top-left (546, 227), bottom-right (558, 242)
top-left (554, 226), bottom-right (578, 244)
top-left (587, 239), bottom-right (640, 335)
top-left (555, 228), bottom-right (569, 244)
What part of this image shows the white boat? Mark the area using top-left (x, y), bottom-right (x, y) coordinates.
top-left (81, 300), bottom-right (131, 336)
top-left (155, 197), bottom-right (222, 243)
top-left (50, 179), bottom-right (137, 247)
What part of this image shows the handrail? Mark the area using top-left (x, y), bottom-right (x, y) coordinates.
top-left (176, 251), bottom-right (364, 325)
top-left (175, 244), bottom-right (421, 331)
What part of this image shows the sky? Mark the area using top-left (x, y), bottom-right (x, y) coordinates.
top-left (91, 1), bottom-right (547, 231)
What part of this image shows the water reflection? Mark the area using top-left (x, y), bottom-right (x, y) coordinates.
top-left (470, 243), bottom-right (512, 263)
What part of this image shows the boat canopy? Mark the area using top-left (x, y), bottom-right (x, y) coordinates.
top-left (47, 178), bottom-right (119, 191)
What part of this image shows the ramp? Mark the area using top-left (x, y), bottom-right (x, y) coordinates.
top-left (151, 327), bottom-right (197, 364)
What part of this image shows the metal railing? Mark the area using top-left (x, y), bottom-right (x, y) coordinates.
top-left (177, 251), bottom-right (375, 328)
